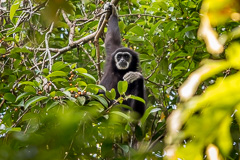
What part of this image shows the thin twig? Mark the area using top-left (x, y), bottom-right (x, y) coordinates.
top-left (45, 22), bottom-right (54, 73)
top-left (76, 11), bottom-right (107, 26)
top-left (11, 107), bottom-right (31, 128)
top-left (81, 47), bottom-right (99, 77)
top-left (119, 14), bottom-right (164, 19)
top-left (62, 10), bottom-right (75, 45)
top-left (145, 61), bottom-right (160, 80)
top-left (0, 99), bottom-right (5, 108)
top-left (29, 31), bottom-right (97, 70)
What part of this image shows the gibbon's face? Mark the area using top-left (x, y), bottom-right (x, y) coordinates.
top-left (114, 52), bottom-right (132, 70)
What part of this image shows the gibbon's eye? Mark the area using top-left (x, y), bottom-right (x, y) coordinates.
top-left (117, 54), bottom-right (122, 59)
top-left (123, 54), bottom-right (130, 61)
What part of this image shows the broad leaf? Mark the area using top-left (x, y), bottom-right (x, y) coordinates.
top-left (10, 0), bottom-right (22, 20)
top-left (4, 93), bottom-right (16, 102)
top-left (46, 71), bottom-right (68, 78)
top-left (118, 81), bottom-right (128, 95)
top-left (128, 95), bottom-right (145, 104)
top-left (24, 96), bottom-right (48, 109)
top-left (52, 61), bottom-right (68, 71)
top-left (90, 95), bottom-right (108, 108)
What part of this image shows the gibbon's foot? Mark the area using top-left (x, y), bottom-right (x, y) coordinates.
top-left (123, 72), bottom-right (142, 84)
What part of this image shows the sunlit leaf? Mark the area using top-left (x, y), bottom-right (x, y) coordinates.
top-left (141, 107), bottom-right (161, 124)
top-left (52, 61), bottom-right (68, 71)
top-left (15, 92), bottom-right (32, 102)
top-left (19, 81), bottom-right (37, 86)
top-left (105, 88), bottom-right (116, 100)
top-left (0, 48), bottom-right (6, 54)
top-left (128, 95), bottom-right (145, 104)
top-left (80, 73), bottom-right (96, 82)
top-left (46, 101), bottom-right (59, 111)
top-left (129, 26), bottom-right (144, 36)
top-left (75, 68), bottom-right (87, 73)
top-left (10, 0), bottom-right (22, 20)
top-left (118, 81), bottom-right (128, 95)
top-left (149, 20), bottom-right (161, 36)
top-left (24, 96), bottom-right (48, 109)
top-left (90, 95), bottom-right (108, 108)
top-left (111, 111), bottom-right (130, 120)
top-left (46, 71), bottom-right (68, 78)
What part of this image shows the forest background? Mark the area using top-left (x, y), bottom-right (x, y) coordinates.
top-left (0, 0), bottom-right (240, 159)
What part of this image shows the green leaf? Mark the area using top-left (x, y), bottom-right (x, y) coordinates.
top-left (149, 20), bottom-right (161, 36)
top-left (68, 86), bottom-right (80, 92)
top-left (52, 78), bottom-right (68, 83)
top-left (159, 58), bottom-right (168, 75)
top-left (1, 127), bottom-right (21, 134)
top-left (159, 1), bottom-right (168, 10)
top-left (119, 145), bottom-right (129, 154)
top-left (226, 42), bottom-right (240, 69)
top-left (19, 81), bottom-right (37, 86)
top-left (141, 107), bottom-right (161, 124)
top-left (10, 0), bottom-right (22, 20)
top-left (128, 36), bottom-right (144, 42)
top-left (63, 90), bottom-right (72, 97)
top-left (4, 93), bottom-right (16, 102)
top-left (46, 101), bottom-right (59, 111)
top-left (105, 88), bottom-right (116, 100)
top-left (114, 104), bottom-right (132, 110)
top-left (50, 91), bottom-right (56, 97)
top-left (118, 81), bottom-right (128, 95)
top-left (24, 86), bottom-right (36, 93)
top-left (180, 26), bottom-right (197, 37)
top-left (24, 96), bottom-right (48, 109)
top-left (71, 63), bottom-right (77, 69)
top-left (217, 116), bottom-right (232, 155)
top-left (10, 47), bottom-right (31, 54)
top-left (78, 81), bottom-right (87, 87)
top-left (95, 85), bottom-right (106, 92)
top-left (135, 124), bottom-right (144, 141)
top-left (75, 68), bottom-right (87, 73)
top-left (0, 48), bottom-right (6, 54)
top-left (15, 92), bottom-right (32, 102)
top-left (46, 71), bottom-right (68, 78)
top-left (164, 21), bottom-right (175, 36)
top-left (128, 95), bottom-right (145, 104)
top-left (77, 96), bottom-right (86, 105)
top-left (81, 73), bottom-right (96, 82)
top-left (129, 26), bottom-right (144, 36)
top-left (52, 61), bottom-right (68, 71)
top-left (90, 95), bottom-right (108, 108)
top-left (111, 111), bottom-right (130, 120)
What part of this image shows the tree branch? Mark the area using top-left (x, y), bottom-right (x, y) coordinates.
top-left (119, 14), bottom-right (164, 19)
top-left (28, 31), bottom-right (97, 70)
top-left (45, 22), bottom-right (54, 73)
top-left (146, 60), bottom-right (160, 80)
top-left (62, 10), bottom-right (75, 45)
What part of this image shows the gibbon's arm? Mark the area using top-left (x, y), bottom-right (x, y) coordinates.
top-left (105, 4), bottom-right (122, 56)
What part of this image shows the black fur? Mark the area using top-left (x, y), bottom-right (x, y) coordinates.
top-left (100, 5), bottom-right (146, 117)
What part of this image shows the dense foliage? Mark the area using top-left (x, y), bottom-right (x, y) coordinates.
top-left (0, 0), bottom-right (240, 159)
